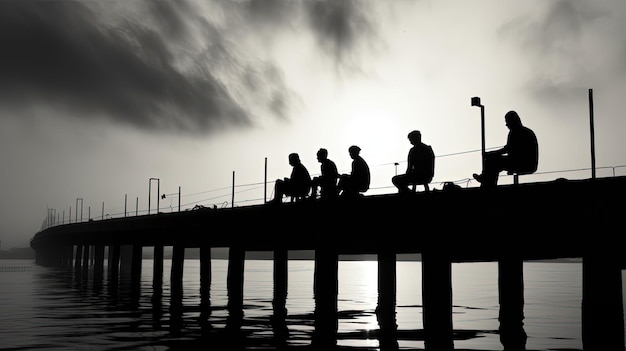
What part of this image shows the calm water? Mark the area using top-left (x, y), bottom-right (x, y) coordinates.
top-left (0, 258), bottom-right (623, 350)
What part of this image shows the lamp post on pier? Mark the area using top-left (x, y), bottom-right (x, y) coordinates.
top-left (149, 178), bottom-right (160, 215)
top-left (471, 97), bottom-right (486, 171)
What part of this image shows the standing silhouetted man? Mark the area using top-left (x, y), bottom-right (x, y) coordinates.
top-left (338, 145), bottom-right (370, 198)
top-left (268, 153), bottom-right (312, 204)
top-left (392, 130), bottom-right (435, 193)
top-left (473, 110), bottom-right (538, 188)
top-left (311, 148), bottom-right (339, 200)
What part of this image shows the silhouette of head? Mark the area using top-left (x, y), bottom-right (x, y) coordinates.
top-left (348, 145), bottom-right (361, 158)
top-left (408, 130), bottom-right (421, 144)
top-left (317, 148), bottom-right (328, 162)
top-left (288, 153), bottom-right (300, 166)
top-left (505, 111), bottom-right (522, 130)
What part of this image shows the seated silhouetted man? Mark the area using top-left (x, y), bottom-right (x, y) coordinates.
top-left (268, 153), bottom-right (312, 204)
top-left (473, 110), bottom-right (538, 188)
top-left (338, 145), bottom-right (370, 198)
top-left (311, 148), bottom-right (339, 200)
top-left (392, 130), bottom-right (435, 193)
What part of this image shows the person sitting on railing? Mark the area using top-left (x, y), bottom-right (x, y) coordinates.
top-left (473, 110), bottom-right (538, 188)
top-left (268, 152), bottom-right (312, 204)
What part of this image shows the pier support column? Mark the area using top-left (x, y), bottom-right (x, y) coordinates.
top-left (498, 257), bottom-right (527, 350)
top-left (108, 244), bottom-right (120, 286)
top-left (421, 252), bottom-right (453, 351)
top-left (34, 244), bottom-right (67, 267)
top-left (582, 254), bottom-right (625, 350)
top-left (129, 245), bottom-right (142, 296)
top-left (171, 246), bottom-right (185, 300)
top-left (153, 245), bottom-right (164, 296)
top-left (93, 245), bottom-right (105, 287)
top-left (81, 244), bottom-right (90, 274)
top-left (377, 251), bottom-right (398, 350)
top-left (63, 246), bottom-right (74, 268)
top-left (273, 249), bottom-right (288, 317)
top-left (200, 246), bottom-right (212, 317)
top-left (227, 246), bottom-right (245, 315)
top-left (377, 251), bottom-right (397, 315)
top-left (74, 245), bottom-right (83, 272)
top-left (119, 245), bottom-right (133, 276)
top-left (312, 248), bottom-right (338, 348)
top-left (94, 245), bottom-right (105, 276)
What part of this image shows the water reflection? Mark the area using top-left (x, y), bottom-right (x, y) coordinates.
top-left (18, 260), bottom-right (552, 350)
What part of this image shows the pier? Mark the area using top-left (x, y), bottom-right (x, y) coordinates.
top-left (30, 176), bottom-right (626, 350)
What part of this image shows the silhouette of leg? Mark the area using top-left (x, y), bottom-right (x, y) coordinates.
top-left (392, 174), bottom-right (411, 193)
top-left (479, 154), bottom-right (507, 188)
top-left (269, 179), bottom-right (286, 204)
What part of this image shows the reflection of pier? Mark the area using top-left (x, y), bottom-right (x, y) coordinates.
top-left (31, 176), bottom-right (626, 350)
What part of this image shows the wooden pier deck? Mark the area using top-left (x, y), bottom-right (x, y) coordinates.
top-left (30, 176), bottom-right (626, 350)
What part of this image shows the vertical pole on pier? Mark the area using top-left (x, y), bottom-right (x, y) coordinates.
top-left (421, 252), bottom-right (453, 350)
top-left (125, 194), bottom-right (127, 217)
top-left (148, 178), bottom-right (160, 215)
top-left (178, 186), bottom-right (181, 212)
top-left (264, 157), bottom-right (268, 204)
top-left (135, 197), bottom-right (138, 216)
top-left (588, 88), bottom-right (596, 179)
top-left (471, 97), bottom-right (486, 172)
top-left (232, 171), bottom-right (235, 208)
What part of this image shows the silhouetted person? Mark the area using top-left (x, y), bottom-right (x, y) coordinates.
top-left (392, 130), bottom-right (435, 194)
top-left (338, 145), bottom-right (370, 198)
top-left (268, 153), bottom-right (312, 204)
top-left (473, 110), bottom-right (538, 188)
top-left (311, 148), bottom-right (339, 200)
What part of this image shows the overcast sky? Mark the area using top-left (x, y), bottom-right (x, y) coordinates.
top-left (2, 0), bottom-right (626, 249)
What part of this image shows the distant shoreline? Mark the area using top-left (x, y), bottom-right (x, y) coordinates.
top-left (0, 247), bottom-right (581, 263)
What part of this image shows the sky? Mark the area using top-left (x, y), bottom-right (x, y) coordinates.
top-left (2, 0), bottom-right (626, 249)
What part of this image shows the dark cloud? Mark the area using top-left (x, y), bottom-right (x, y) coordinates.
top-left (0, 0), bottom-right (295, 134)
top-left (0, 0), bottom-right (380, 134)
